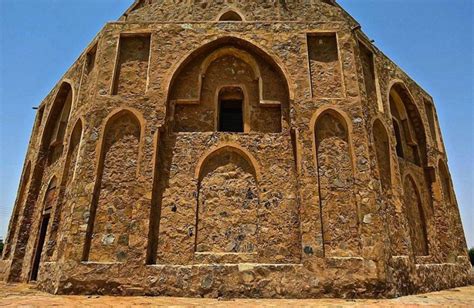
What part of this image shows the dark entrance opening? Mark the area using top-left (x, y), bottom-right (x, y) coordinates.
top-left (30, 213), bottom-right (50, 282)
top-left (218, 87), bottom-right (244, 132)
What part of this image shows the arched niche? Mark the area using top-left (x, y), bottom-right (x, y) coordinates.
top-left (83, 110), bottom-right (142, 263)
top-left (438, 159), bottom-right (461, 259)
top-left (168, 37), bottom-right (290, 133)
top-left (389, 83), bottom-right (426, 166)
top-left (195, 146), bottom-right (259, 254)
top-left (438, 160), bottom-right (453, 204)
top-left (42, 82), bottom-right (74, 166)
top-left (313, 109), bottom-right (359, 257)
top-left (3, 161), bottom-right (31, 260)
top-left (46, 119), bottom-right (84, 260)
top-left (218, 10), bottom-right (244, 21)
top-left (403, 174), bottom-right (429, 256)
top-left (373, 119), bottom-right (392, 191)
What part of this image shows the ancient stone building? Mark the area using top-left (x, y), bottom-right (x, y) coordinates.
top-left (0, 0), bottom-right (470, 298)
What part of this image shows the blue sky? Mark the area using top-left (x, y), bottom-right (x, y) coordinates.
top-left (0, 0), bottom-right (472, 248)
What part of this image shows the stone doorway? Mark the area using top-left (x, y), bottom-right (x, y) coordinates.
top-left (29, 213), bottom-right (50, 282)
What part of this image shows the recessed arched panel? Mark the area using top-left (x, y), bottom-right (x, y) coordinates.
top-left (196, 147), bottom-right (259, 254)
top-left (84, 111), bottom-right (141, 262)
top-left (168, 38), bottom-right (290, 133)
top-left (389, 84), bottom-right (426, 166)
top-left (373, 119), bottom-right (392, 191)
top-left (3, 161), bottom-right (31, 260)
top-left (438, 159), bottom-right (461, 259)
top-left (438, 160), bottom-right (453, 204)
top-left (42, 82), bottom-right (74, 166)
top-left (403, 175), bottom-right (429, 256)
top-left (46, 119), bottom-right (83, 260)
top-left (389, 82), bottom-right (435, 240)
top-left (314, 110), bottom-right (359, 257)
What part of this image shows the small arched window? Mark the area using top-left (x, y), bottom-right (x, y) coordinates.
top-left (219, 11), bottom-right (243, 21)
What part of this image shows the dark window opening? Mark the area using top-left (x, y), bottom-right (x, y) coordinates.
top-left (86, 44), bottom-right (97, 74)
top-left (218, 87), bottom-right (244, 132)
top-left (219, 100), bottom-right (243, 132)
top-left (393, 119), bottom-right (404, 158)
top-left (30, 213), bottom-right (50, 282)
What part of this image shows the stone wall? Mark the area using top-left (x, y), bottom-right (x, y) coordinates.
top-left (1, 0), bottom-right (470, 299)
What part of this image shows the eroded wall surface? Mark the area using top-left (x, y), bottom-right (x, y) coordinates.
top-left (0, 0), bottom-right (470, 299)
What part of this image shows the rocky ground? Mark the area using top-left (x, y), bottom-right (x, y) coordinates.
top-left (0, 283), bottom-right (473, 307)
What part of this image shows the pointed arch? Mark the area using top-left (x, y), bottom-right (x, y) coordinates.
top-left (167, 37), bottom-right (291, 133)
top-left (64, 118), bottom-right (84, 186)
top-left (166, 36), bottom-right (293, 101)
top-left (372, 118), bottom-right (392, 191)
top-left (311, 107), bottom-right (359, 257)
top-left (388, 81), bottom-right (427, 166)
top-left (83, 109), bottom-right (143, 262)
top-left (310, 106), bottom-right (356, 174)
top-left (41, 81), bottom-right (75, 166)
top-left (403, 174), bottom-right (429, 256)
top-left (195, 144), bottom-right (259, 255)
top-left (46, 118), bottom-right (84, 259)
top-left (195, 143), bottom-right (260, 181)
top-left (388, 81), bottom-right (435, 230)
top-left (217, 10), bottom-right (245, 22)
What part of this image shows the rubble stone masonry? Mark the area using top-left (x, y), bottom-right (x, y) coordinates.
top-left (1, 0), bottom-right (470, 298)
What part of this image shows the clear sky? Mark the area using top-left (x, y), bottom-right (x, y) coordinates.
top-left (0, 0), bottom-right (472, 248)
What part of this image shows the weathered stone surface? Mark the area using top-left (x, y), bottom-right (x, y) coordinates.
top-left (0, 0), bottom-right (470, 299)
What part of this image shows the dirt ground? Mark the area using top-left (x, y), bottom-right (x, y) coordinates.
top-left (0, 283), bottom-right (473, 307)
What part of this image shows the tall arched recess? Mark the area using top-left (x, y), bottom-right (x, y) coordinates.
top-left (83, 110), bottom-right (142, 263)
top-left (195, 146), bottom-right (259, 255)
top-left (314, 109), bottom-right (360, 257)
top-left (389, 83), bottom-right (427, 167)
top-left (2, 161), bottom-right (31, 260)
top-left (46, 119), bottom-right (84, 260)
top-left (372, 119), bottom-right (392, 191)
top-left (438, 159), bottom-right (463, 259)
top-left (166, 37), bottom-right (291, 133)
top-left (8, 81), bottom-right (74, 281)
top-left (389, 82), bottom-right (434, 257)
top-left (403, 175), bottom-right (429, 256)
top-left (43, 82), bottom-right (74, 166)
